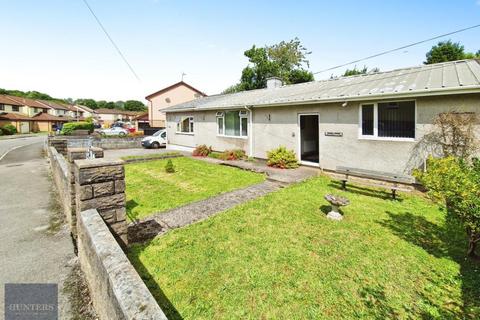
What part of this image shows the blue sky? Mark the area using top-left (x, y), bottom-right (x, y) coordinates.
top-left (1, 0), bottom-right (479, 102)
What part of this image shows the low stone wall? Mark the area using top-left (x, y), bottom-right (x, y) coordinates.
top-left (51, 136), bottom-right (144, 149)
top-left (78, 209), bottom-right (167, 320)
top-left (48, 146), bottom-right (71, 217)
top-left (74, 158), bottom-right (128, 246)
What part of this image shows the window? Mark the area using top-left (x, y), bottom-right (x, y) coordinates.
top-left (12, 106), bottom-right (19, 112)
top-left (216, 110), bottom-right (248, 137)
top-left (0, 104), bottom-right (4, 111)
top-left (177, 116), bottom-right (194, 133)
top-left (361, 104), bottom-right (374, 135)
top-left (360, 101), bottom-right (415, 139)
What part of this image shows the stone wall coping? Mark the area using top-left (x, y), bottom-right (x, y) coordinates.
top-left (79, 209), bottom-right (167, 319)
top-left (74, 158), bottom-right (125, 169)
top-left (49, 146), bottom-right (69, 178)
top-left (68, 147), bottom-right (104, 152)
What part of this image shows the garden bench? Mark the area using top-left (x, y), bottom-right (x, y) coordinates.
top-left (334, 166), bottom-right (414, 199)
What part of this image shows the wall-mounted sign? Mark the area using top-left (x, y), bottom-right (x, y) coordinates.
top-left (325, 132), bottom-right (343, 137)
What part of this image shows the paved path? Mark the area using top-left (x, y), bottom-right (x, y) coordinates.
top-left (129, 181), bottom-right (283, 242)
top-left (0, 136), bottom-right (75, 318)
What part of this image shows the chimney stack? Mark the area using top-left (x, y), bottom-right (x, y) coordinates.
top-left (266, 77), bottom-right (283, 89)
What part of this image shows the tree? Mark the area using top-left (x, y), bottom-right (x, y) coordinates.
top-left (75, 99), bottom-right (98, 110)
top-left (224, 38), bottom-right (314, 93)
top-left (413, 111), bottom-right (480, 259)
top-left (115, 101), bottom-right (125, 110)
top-left (424, 40), bottom-right (479, 64)
top-left (415, 157), bottom-right (480, 259)
top-left (342, 66), bottom-right (380, 77)
top-left (124, 100), bottom-right (146, 111)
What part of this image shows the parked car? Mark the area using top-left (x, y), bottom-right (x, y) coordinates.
top-left (141, 130), bottom-right (167, 148)
top-left (98, 127), bottom-right (129, 136)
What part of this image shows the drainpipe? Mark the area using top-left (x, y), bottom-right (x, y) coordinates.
top-left (244, 105), bottom-right (253, 157)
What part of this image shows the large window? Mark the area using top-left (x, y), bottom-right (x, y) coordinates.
top-left (216, 110), bottom-right (248, 137)
top-left (0, 104), bottom-right (4, 111)
top-left (177, 116), bottom-right (194, 133)
top-left (360, 101), bottom-right (415, 139)
top-left (12, 106), bottom-right (19, 112)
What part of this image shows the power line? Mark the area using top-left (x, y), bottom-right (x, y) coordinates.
top-left (313, 23), bottom-right (480, 75)
top-left (81, 0), bottom-right (141, 82)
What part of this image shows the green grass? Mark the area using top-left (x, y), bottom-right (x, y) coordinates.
top-left (125, 157), bottom-right (265, 221)
top-left (128, 175), bottom-right (480, 320)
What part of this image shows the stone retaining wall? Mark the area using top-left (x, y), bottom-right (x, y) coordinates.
top-left (78, 209), bottom-right (167, 320)
top-left (74, 158), bottom-right (128, 246)
top-left (49, 135), bottom-right (144, 149)
top-left (48, 146), bottom-right (71, 217)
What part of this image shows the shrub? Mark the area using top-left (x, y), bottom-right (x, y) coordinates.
top-left (219, 149), bottom-right (246, 161)
top-left (414, 156), bottom-right (480, 258)
top-left (1, 124), bottom-right (17, 135)
top-left (267, 146), bottom-right (298, 169)
top-left (61, 122), bottom-right (94, 135)
top-left (165, 159), bottom-right (175, 173)
top-left (193, 145), bottom-right (212, 157)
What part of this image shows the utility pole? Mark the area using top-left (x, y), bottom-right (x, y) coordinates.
top-left (181, 72), bottom-right (186, 81)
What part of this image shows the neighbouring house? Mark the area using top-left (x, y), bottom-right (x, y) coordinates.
top-left (133, 112), bottom-right (149, 131)
top-left (145, 81), bottom-right (206, 129)
top-left (72, 104), bottom-right (97, 120)
top-left (95, 108), bottom-right (143, 127)
top-left (0, 94), bottom-right (87, 133)
top-left (164, 59), bottom-right (480, 174)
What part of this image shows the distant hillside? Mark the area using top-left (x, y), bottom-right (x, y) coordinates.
top-left (0, 87), bottom-right (146, 112)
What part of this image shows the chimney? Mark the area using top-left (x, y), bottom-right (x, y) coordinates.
top-left (266, 77), bottom-right (283, 89)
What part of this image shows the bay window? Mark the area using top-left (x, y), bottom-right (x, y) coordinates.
top-left (177, 116), bottom-right (194, 133)
top-left (360, 101), bottom-right (415, 139)
top-left (216, 110), bottom-right (248, 137)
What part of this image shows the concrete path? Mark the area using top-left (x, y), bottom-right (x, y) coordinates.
top-left (129, 180), bottom-right (283, 242)
top-left (0, 136), bottom-right (75, 318)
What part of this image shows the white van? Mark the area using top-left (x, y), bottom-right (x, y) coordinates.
top-left (141, 130), bottom-right (167, 149)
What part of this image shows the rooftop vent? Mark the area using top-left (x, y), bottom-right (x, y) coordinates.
top-left (266, 77), bottom-right (283, 89)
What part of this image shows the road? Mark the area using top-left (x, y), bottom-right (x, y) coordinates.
top-left (0, 136), bottom-right (75, 318)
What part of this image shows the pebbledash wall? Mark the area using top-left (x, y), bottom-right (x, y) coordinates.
top-left (47, 137), bottom-right (167, 320)
top-left (166, 93), bottom-right (480, 174)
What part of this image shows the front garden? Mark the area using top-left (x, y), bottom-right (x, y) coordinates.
top-left (125, 157), bottom-right (265, 221)
top-left (129, 175), bottom-right (480, 319)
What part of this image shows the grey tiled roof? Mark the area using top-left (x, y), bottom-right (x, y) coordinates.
top-left (165, 59), bottom-right (480, 112)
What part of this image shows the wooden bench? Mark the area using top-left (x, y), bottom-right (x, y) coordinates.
top-left (334, 166), bottom-right (415, 199)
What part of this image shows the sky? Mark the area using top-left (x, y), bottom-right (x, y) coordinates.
top-left (1, 0), bottom-right (479, 102)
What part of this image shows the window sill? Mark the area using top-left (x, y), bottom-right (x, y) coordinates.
top-left (358, 136), bottom-right (415, 142)
top-left (175, 132), bottom-right (194, 136)
top-left (217, 135), bottom-right (248, 140)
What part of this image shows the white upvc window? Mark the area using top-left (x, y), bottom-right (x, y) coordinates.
top-left (216, 110), bottom-right (248, 138)
top-left (177, 116), bottom-right (194, 133)
top-left (359, 100), bottom-right (416, 141)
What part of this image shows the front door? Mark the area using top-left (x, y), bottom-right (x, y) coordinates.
top-left (299, 114), bottom-right (319, 164)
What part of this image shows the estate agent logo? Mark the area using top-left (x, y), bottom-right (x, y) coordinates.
top-left (5, 284), bottom-right (58, 320)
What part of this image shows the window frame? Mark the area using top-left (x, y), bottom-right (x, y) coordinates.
top-left (358, 100), bottom-right (416, 142)
top-left (176, 116), bottom-right (194, 135)
top-left (216, 110), bottom-right (248, 139)
top-left (12, 105), bottom-right (20, 112)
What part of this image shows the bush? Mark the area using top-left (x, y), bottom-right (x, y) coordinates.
top-left (219, 149), bottom-right (246, 161)
top-left (267, 146), bottom-right (298, 169)
top-left (193, 145), bottom-right (212, 157)
top-left (165, 159), bottom-right (175, 173)
top-left (1, 124), bottom-right (17, 135)
top-left (61, 122), bottom-right (94, 135)
top-left (414, 156), bottom-right (480, 258)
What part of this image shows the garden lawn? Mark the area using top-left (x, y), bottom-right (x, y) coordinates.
top-left (129, 175), bottom-right (480, 320)
top-left (125, 157), bottom-right (265, 220)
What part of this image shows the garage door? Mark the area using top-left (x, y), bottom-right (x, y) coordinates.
top-left (20, 122), bottom-right (30, 133)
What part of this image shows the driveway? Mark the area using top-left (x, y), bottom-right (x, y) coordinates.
top-left (0, 136), bottom-right (75, 318)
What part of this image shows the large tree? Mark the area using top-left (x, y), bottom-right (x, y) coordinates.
top-left (425, 40), bottom-right (479, 64)
top-left (124, 100), bottom-right (146, 111)
top-left (224, 38), bottom-right (314, 93)
top-left (75, 98), bottom-right (98, 110)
